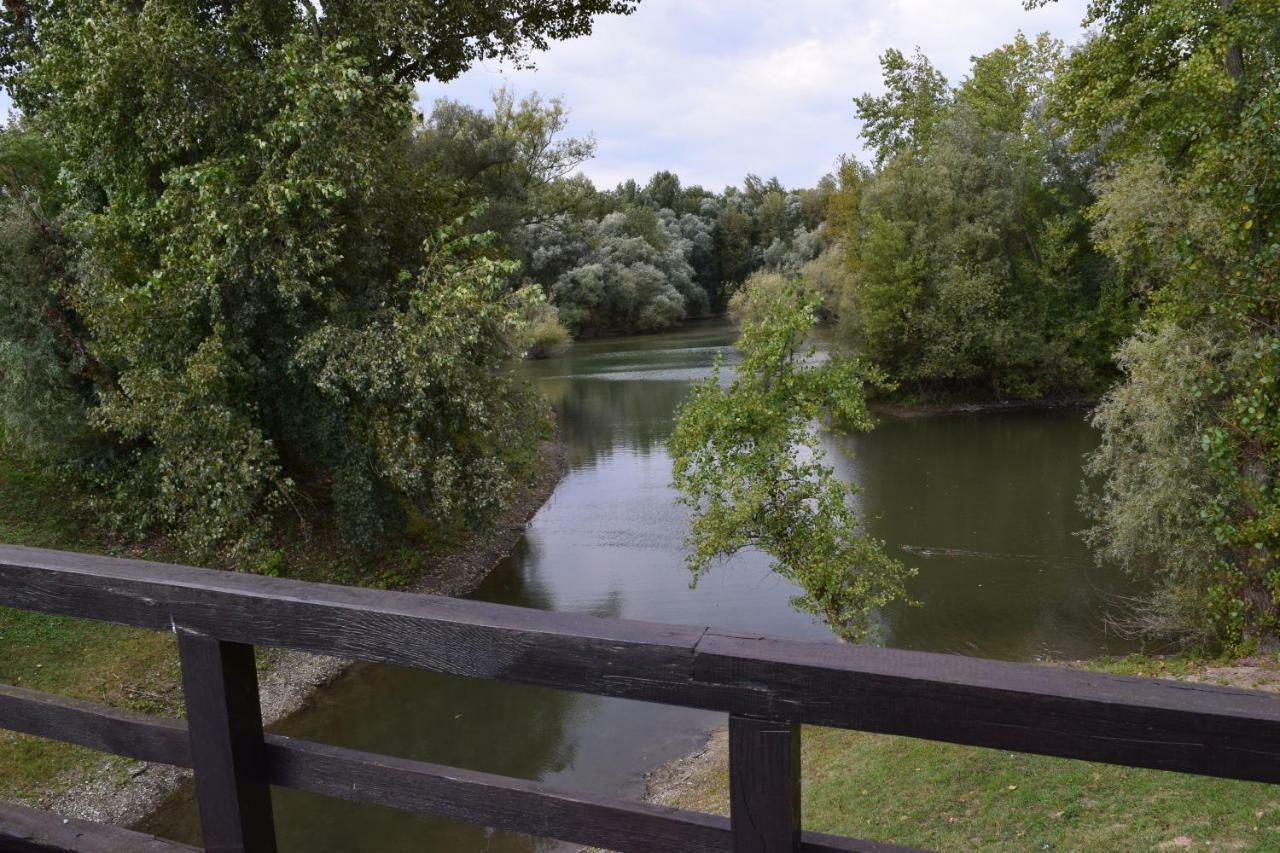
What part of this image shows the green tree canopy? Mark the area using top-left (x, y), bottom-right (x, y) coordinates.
top-left (837, 36), bottom-right (1122, 398)
top-left (0, 0), bottom-right (636, 563)
top-left (1055, 0), bottom-right (1280, 649)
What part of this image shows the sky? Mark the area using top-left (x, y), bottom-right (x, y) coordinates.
top-left (417, 0), bottom-right (1094, 190)
top-left (1, 1), bottom-right (1093, 190)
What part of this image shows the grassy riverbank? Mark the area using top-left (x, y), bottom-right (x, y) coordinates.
top-left (0, 441), bottom-right (565, 812)
top-left (650, 656), bottom-right (1280, 851)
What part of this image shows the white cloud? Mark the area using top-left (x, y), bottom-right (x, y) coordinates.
top-left (417, 0), bottom-right (1091, 189)
top-left (1, 2), bottom-right (1092, 190)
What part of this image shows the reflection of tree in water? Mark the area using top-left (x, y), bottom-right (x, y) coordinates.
top-left (824, 411), bottom-right (1140, 660)
top-left (543, 377), bottom-right (696, 468)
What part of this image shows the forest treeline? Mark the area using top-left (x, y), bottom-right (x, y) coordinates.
top-left (0, 0), bottom-right (1276, 650)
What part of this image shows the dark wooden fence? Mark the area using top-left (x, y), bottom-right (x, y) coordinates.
top-left (2, 544), bottom-right (1280, 853)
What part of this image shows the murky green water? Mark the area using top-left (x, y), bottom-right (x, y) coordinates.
top-left (141, 320), bottom-right (1135, 850)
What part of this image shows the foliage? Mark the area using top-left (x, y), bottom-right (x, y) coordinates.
top-left (0, 124), bottom-right (92, 453)
top-left (513, 286), bottom-right (570, 358)
top-left (419, 87), bottom-right (598, 241)
top-left (1062, 0), bottom-right (1280, 650)
top-left (530, 209), bottom-right (701, 335)
top-left (669, 274), bottom-right (912, 641)
top-left (852, 48), bottom-right (951, 166)
top-left (834, 34), bottom-right (1123, 399)
top-left (0, 1), bottom-right (638, 563)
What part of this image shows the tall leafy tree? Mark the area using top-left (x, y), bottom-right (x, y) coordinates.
top-left (840, 37), bottom-right (1121, 398)
top-left (420, 87), bottom-right (598, 239)
top-left (0, 0), bottom-right (636, 563)
top-left (1051, 0), bottom-right (1280, 649)
top-left (852, 47), bottom-right (951, 166)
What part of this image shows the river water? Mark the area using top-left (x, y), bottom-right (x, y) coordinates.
top-left (141, 320), bottom-right (1135, 850)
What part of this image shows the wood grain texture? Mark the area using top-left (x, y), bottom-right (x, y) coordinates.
top-left (0, 800), bottom-right (198, 852)
top-left (729, 716), bottom-right (801, 852)
top-left (178, 636), bottom-right (276, 853)
top-left (3, 544), bottom-right (1280, 783)
top-left (0, 684), bottom-right (190, 767)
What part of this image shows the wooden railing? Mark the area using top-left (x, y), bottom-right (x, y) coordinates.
top-left (2, 544), bottom-right (1280, 853)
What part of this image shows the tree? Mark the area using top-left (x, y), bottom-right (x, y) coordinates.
top-left (956, 32), bottom-right (1060, 135)
top-left (0, 123), bottom-right (89, 453)
top-left (1054, 0), bottom-right (1280, 649)
top-left (841, 38), bottom-right (1119, 399)
top-left (0, 0), bottom-right (637, 563)
top-left (544, 209), bottom-right (703, 335)
top-left (642, 170), bottom-right (682, 211)
top-left (420, 87), bottom-right (597, 239)
top-left (853, 47), bottom-right (951, 165)
top-left (669, 273), bottom-right (912, 642)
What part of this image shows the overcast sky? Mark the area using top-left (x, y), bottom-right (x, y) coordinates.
top-left (1, 1), bottom-right (1092, 190)
top-left (418, 0), bottom-right (1093, 190)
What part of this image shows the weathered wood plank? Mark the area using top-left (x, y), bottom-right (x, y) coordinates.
top-left (265, 734), bottom-right (723, 853)
top-left (0, 544), bottom-right (709, 708)
top-left (0, 684), bottom-right (190, 767)
top-left (0, 682), bottom-right (921, 853)
top-left (0, 800), bottom-right (197, 853)
top-left (693, 630), bottom-right (1280, 782)
top-left (0, 684), bottom-right (920, 853)
top-left (178, 636), bottom-right (276, 853)
top-left (262, 734), bottom-right (917, 853)
top-left (4, 544), bottom-right (1280, 782)
top-left (729, 716), bottom-right (801, 852)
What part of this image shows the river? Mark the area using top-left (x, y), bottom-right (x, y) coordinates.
top-left (141, 320), bottom-right (1136, 850)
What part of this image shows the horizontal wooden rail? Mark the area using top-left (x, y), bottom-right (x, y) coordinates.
top-left (3, 544), bottom-right (1280, 783)
top-left (0, 800), bottom-right (198, 853)
top-left (0, 684), bottom-right (912, 853)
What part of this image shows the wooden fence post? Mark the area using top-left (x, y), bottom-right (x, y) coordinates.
top-left (728, 715), bottom-right (801, 852)
top-left (178, 634), bottom-right (277, 853)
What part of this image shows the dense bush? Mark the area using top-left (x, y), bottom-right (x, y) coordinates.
top-left (0, 1), bottom-right (637, 564)
top-left (1067, 0), bottom-right (1280, 650)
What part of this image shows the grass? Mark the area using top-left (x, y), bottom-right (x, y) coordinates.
top-left (0, 450), bottom-right (182, 804)
top-left (665, 658), bottom-right (1280, 851)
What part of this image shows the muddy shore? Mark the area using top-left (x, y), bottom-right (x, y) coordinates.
top-left (870, 395), bottom-right (1095, 419)
top-left (44, 438), bottom-right (568, 829)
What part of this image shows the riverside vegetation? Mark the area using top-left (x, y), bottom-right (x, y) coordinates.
top-left (672, 0), bottom-right (1280, 656)
top-left (0, 0), bottom-right (1277, 839)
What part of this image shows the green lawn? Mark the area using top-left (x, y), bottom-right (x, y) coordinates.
top-left (0, 451), bottom-right (182, 803)
top-left (666, 659), bottom-right (1280, 851)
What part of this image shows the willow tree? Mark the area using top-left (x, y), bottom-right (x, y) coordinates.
top-left (0, 1), bottom-right (636, 563)
top-left (1046, 0), bottom-right (1280, 649)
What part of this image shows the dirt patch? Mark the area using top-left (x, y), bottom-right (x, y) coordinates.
top-left (871, 396), bottom-right (1095, 419)
top-left (1175, 657), bottom-right (1280, 693)
top-left (642, 726), bottom-right (728, 812)
top-left (41, 438), bottom-right (567, 828)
